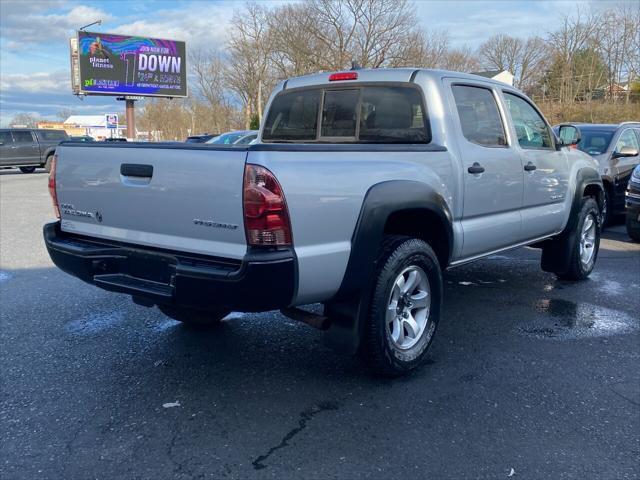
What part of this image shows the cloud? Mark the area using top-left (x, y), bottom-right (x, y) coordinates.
top-left (0, 4), bottom-right (114, 46)
top-left (0, 71), bottom-right (69, 93)
top-left (109, 4), bottom-right (237, 51)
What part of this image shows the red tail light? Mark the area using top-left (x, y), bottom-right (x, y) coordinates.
top-left (243, 164), bottom-right (292, 247)
top-left (329, 72), bottom-right (358, 81)
top-left (48, 154), bottom-right (60, 219)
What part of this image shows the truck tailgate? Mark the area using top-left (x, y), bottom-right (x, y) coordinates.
top-left (56, 144), bottom-right (248, 259)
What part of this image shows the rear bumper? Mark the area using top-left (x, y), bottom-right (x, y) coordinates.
top-left (44, 222), bottom-right (296, 312)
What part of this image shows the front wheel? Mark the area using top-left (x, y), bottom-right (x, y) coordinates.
top-left (360, 236), bottom-right (442, 376)
top-left (555, 197), bottom-right (600, 280)
top-left (158, 305), bottom-right (230, 326)
top-left (19, 166), bottom-right (36, 174)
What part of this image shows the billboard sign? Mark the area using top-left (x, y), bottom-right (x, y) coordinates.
top-left (76, 31), bottom-right (187, 97)
top-left (105, 114), bottom-right (118, 129)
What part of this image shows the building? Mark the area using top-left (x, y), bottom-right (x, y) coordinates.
top-left (36, 121), bottom-right (85, 136)
top-left (63, 115), bottom-right (127, 140)
top-left (472, 70), bottom-right (515, 86)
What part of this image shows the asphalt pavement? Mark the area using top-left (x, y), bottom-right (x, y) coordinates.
top-left (1, 169), bottom-right (639, 479)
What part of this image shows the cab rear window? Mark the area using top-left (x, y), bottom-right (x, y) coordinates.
top-left (262, 85), bottom-right (430, 143)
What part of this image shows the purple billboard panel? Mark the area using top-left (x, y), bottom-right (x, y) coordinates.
top-left (77, 31), bottom-right (187, 97)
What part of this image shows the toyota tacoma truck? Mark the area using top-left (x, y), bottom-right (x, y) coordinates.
top-left (44, 68), bottom-right (604, 375)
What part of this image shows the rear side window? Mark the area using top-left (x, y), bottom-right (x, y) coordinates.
top-left (38, 130), bottom-right (67, 141)
top-left (504, 92), bottom-right (553, 149)
top-left (452, 85), bottom-right (506, 147)
top-left (262, 85), bottom-right (429, 143)
top-left (359, 87), bottom-right (429, 143)
top-left (0, 131), bottom-right (12, 144)
top-left (11, 131), bottom-right (34, 143)
top-left (262, 89), bottom-right (320, 141)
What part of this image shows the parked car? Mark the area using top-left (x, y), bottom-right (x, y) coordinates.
top-left (185, 134), bottom-right (218, 143)
top-left (68, 135), bottom-right (95, 142)
top-left (0, 128), bottom-right (68, 173)
top-left (625, 164), bottom-right (640, 241)
top-left (206, 130), bottom-right (258, 145)
top-left (44, 68), bottom-right (603, 376)
top-left (554, 122), bottom-right (640, 225)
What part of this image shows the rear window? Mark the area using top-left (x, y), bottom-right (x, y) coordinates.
top-left (262, 85), bottom-right (430, 143)
top-left (38, 130), bottom-right (68, 141)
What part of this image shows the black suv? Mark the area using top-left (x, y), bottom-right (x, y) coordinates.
top-left (556, 122), bottom-right (640, 225)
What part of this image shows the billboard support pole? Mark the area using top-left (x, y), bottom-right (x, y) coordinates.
top-left (126, 99), bottom-right (136, 140)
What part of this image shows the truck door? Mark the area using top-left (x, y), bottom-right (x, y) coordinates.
top-left (447, 82), bottom-right (524, 258)
top-left (501, 92), bottom-right (569, 239)
top-left (0, 130), bottom-right (15, 166)
top-left (10, 130), bottom-right (40, 165)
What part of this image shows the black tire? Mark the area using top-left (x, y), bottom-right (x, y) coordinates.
top-left (626, 210), bottom-right (640, 242)
top-left (555, 197), bottom-right (600, 280)
top-left (158, 305), bottom-right (230, 326)
top-left (360, 236), bottom-right (442, 376)
top-left (19, 166), bottom-right (36, 174)
top-left (45, 155), bottom-right (54, 173)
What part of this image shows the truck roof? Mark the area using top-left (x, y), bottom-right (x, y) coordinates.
top-left (282, 67), bottom-right (513, 90)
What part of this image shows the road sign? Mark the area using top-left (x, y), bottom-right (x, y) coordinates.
top-left (105, 114), bottom-right (118, 129)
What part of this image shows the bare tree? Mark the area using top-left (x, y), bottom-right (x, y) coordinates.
top-left (9, 113), bottom-right (39, 128)
top-left (225, 3), bottom-right (275, 128)
top-left (190, 49), bottom-right (236, 133)
top-left (479, 34), bottom-right (548, 89)
top-left (546, 11), bottom-right (599, 103)
top-left (440, 46), bottom-right (481, 72)
top-left (396, 28), bottom-right (450, 68)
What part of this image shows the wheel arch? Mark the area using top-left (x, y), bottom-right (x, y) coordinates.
top-left (332, 180), bottom-right (452, 302)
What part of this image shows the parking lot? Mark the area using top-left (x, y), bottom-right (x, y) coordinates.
top-left (1, 169), bottom-right (639, 479)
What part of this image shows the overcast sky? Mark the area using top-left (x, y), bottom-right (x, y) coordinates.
top-left (0, 0), bottom-right (622, 125)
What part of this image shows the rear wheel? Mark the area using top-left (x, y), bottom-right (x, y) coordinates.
top-left (360, 236), bottom-right (442, 376)
top-left (45, 154), bottom-right (54, 173)
top-left (626, 209), bottom-right (640, 242)
top-left (19, 166), bottom-right (36, 174)
top-left (158, 305), bottom-right (230, 326)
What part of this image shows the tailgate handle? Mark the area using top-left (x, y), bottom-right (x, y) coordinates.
top-left (121, 163), bottom-right (153, 178)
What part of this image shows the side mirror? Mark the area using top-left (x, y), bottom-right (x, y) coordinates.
top-left (556, 124), bottom-right (581, 149)
top-left (612, 146), bottom-right (639, 158)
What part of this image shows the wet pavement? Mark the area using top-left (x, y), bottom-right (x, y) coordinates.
top-left (1, 171), bottom-right (639, 479)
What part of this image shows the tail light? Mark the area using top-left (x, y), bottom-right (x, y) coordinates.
top-left (243, 164), bottom-right (292, 247)
top-left (48, 154), bottom-right (60, 219)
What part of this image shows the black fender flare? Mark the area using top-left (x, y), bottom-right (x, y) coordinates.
top-left (325, 180), bottom-right (453, 354)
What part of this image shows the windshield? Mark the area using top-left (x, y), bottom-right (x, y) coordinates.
top-left (207, 132), bottom-right (246, 144)
top-left (577, 130), bottom-right (614, 156)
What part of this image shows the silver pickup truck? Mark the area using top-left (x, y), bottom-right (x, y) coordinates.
top-left (44, 68), bottom-right (604, 375)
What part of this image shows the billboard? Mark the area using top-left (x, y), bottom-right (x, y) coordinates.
top-left (75, 31), bottom-right (187, 97)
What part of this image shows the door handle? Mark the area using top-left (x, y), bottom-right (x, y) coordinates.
top-left (524, 162), bottom-right (537, 171)
top-left (467, 162), bottom-right (485, 174)
top-left (120, 163), bottom-right (153, 178)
